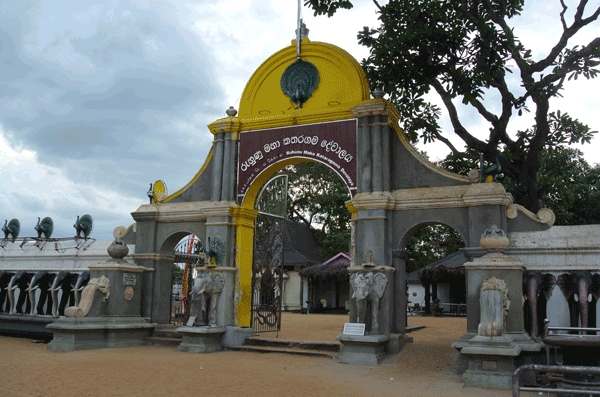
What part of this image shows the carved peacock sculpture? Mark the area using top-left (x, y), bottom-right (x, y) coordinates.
top-left (480, 154), bottom-right (502, 183)
top-left (34, 217), bottom-right (54, 239)
top-left (2, 219), bottom-right (20, 242)
top-left (73, 214), bottom-right (94, 238)
top-left (147, 183), bottom-right (154, 204)
top-left (204, 236), bottom-right (225, 267)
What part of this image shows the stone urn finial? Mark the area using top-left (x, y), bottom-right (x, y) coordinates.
top-left (479, 225), bottom-right (509, 254)
top-left (107, 226), bottom-right (130, 262)
top-left (371, 87), bottom-right (384, 99)
top-left (226, 106), bottom-right (237, 117)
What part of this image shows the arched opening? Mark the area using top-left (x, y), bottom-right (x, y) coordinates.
top-left (401, 223), bottom-right (467, 316)
top-left (157, 231), bottom-right (204, 327)
top-left (242, 157), bottom-right (353, 331)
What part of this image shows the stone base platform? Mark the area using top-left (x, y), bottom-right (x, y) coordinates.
top-left (46, 316), bottom-right (155, 352)
top-left (176, 326), bottom-right (226, 353)
top-left (461, 334), bottom-right (521, 389)
top-left (336, 334), bottom-right (390, 365)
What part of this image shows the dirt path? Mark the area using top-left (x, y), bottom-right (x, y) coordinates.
top-left (0, 314), bottom-right (531, 397)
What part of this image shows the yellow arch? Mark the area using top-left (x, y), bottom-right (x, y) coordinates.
top-left (237, 38), bottom-right (370, 132)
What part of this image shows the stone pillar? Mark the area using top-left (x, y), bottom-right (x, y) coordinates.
top-left (211, 132), bottom-right (225, 201)
top-left (371, 114), bottom-right (383, 191)
top-left (351, 99), bottom-right (391, 194)
top-left (381, 122), bottom-right (391, 192)
top-left (391, 249), bottom-right (407, 335)
top-left (221, 131), bottom-right (233, 202)
top-left (455, 225), bottom-right (541, 389)
top-left (359, 116), bottom-right (372, 193)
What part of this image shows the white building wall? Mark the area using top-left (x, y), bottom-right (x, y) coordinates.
top-left (282, 271), bottom-right (302, 311)
top-left (0, 240), bottom-right (134, 270)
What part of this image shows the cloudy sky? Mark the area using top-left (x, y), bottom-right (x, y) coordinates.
top-left (1, 0), bottom-right (599, 241)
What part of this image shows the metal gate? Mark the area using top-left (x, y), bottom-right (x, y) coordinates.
top-left (251, 174), bottom-right (288, 333)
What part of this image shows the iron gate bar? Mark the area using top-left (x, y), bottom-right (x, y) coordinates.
top-left (512, 364), bottom-right (600, 397)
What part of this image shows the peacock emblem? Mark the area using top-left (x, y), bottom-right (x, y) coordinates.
top-left (2, 219), bottom-right (20, 242)
top-left (480, 154), bottom-right (502, 183)
top-left (34, 217), bottom-right (54, 239)
top-left (204, 236), bottom-right (225, 267)
top-left (73, 214), bottom-right (94, 239)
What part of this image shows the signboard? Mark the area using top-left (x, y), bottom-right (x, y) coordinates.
top-left (237, 119), bottom-right (357, 205)
top-left (186, 316), bottom-right (196, 327)
top-left (122, 273), bottom-right (136, 286)
top-left (343, 323), bottom-right (366, 336)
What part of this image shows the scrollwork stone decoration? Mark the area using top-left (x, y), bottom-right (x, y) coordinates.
top-left (64, 275), bottom-right (110, 318)
top-left (478, 277), bottom-right (510, 336)
top-left (350, 272), bottom-right (388, 335)
top-left (280, 60), bottom-right (319, 109)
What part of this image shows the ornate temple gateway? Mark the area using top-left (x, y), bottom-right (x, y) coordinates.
top-left (2, 17), bottom-right (597, 392)
top-left (124, 26), bottom-right (558, 372)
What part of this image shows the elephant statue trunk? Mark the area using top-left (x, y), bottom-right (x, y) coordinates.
top-left (64, 276), bottom-right (110, 318)
top-left (575, 273), bottom-right (591, 329)
top-left (526, 274), bottom-right (540, 336)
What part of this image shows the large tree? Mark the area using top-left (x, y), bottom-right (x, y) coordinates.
top-left (307, 0), bottom-right (600, 211)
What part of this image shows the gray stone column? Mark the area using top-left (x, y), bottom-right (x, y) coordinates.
top-left (382, 121), bottom-right (391, 192)
top-left (211, 132), bottom-right (225, 202)
top-left (221, 131), bottom-right (233, 201)
top-left (359, 116), bottom-right (372, 193)
top-left (372, 114), bottom-right (383, 192)
top-left (391, 249), bottom-right (407, 334)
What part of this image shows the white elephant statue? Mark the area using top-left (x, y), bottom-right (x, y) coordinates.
top-left (350, 272), bottom-right (388, 334)
top-left (191, 272), bottom-right (225, 327)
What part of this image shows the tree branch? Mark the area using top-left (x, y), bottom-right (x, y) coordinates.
top-left (531, 2), bottom-right (600, 73)
top-left (537, 37), bottom-right (600, 87)
top-left (431, 79), bottom-right (488, 152)
top-left (560, 0), bottom-right (568, 31)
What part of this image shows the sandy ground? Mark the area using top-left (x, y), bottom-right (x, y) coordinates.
top-left (0, 314), bottom-right (533, 397)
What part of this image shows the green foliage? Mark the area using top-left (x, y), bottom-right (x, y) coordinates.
top-left (281, 162), bottom-right (351, 259)
top-left (405, 224), bottom-right (465, 274)
top-left (438, 144), bottom-right (600, 225)
top-left (306, 0), bottom-right (600, 212)
top-left (172, 264), bottom-right (184, 284)
top-left (538, 147), bottom-right (600, 225)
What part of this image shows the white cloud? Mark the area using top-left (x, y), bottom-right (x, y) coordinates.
top-left (0, 125), bottom-right (142, 238)
top-left (70, 4), bottom-right (104, 24)
top-left (122, 10), bottom-right (131, 16)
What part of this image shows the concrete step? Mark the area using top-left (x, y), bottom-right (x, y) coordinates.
top-left (245, 336), bottom-right (340, 352)
top-left (232, 344), bottom-right (339, 359)
top-left (153, 329), bottom-right (182, 339)
top-left (146, 336), bottom-right (181, 347)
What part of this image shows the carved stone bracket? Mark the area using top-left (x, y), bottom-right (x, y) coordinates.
top-left (507, 204), bottom-right (556, 227)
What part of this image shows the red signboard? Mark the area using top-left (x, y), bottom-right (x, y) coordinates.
top-left (237, 119), bottom-right (357, 205)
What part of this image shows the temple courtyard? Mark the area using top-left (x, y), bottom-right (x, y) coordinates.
top-left (0, 313), bottom-right (537, 396)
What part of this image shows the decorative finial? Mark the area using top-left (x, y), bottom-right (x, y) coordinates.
top-left (295, 0), bottom-right (309, 58)
top-left (147, 183), bottom-right (154, 204)
top-left (107, 226), bottom-right (130, 262)
top-left (226, 106), bottom-right (237, 117)
top-left (372, 87), bottom-right (384, 99)
top-left (479, 225), bottom-right (509, 254)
